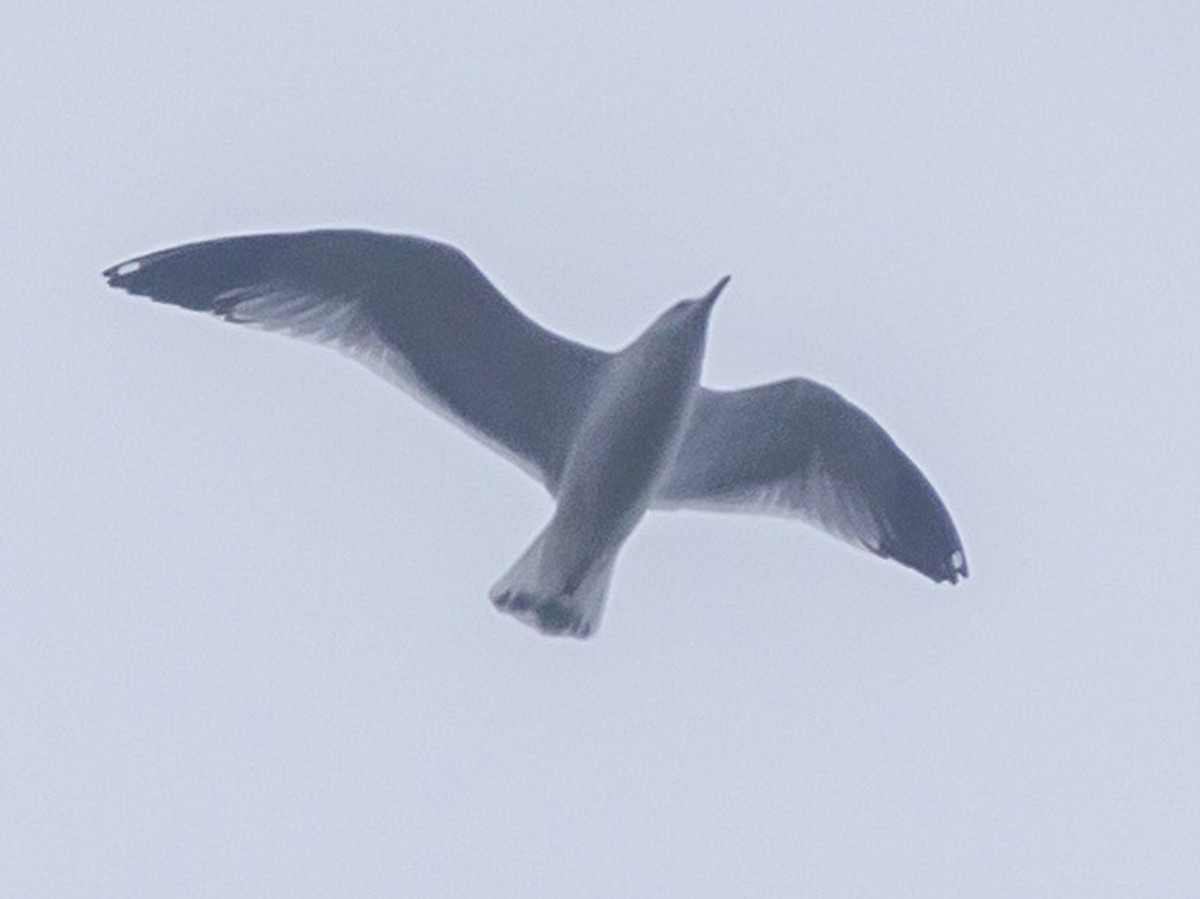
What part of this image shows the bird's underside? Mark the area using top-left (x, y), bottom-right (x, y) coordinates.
top-left (104, 228), bottom-right (968, 638)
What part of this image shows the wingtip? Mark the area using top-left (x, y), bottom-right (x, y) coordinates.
top-left (102, 258), bottom-right (142, 287)
top-left (942, 548), bottom-right (969, 584)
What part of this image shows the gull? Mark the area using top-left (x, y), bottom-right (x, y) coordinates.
top-left (104, 229), bottom-right (968, 638)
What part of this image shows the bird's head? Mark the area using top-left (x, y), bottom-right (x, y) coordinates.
top-left (655, 275), bottom-right (729, 331)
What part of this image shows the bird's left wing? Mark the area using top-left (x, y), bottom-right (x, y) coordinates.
top-left (655, 378), bottom-right (968, 583)
top-left (104, 230), bottom-right (608, 491)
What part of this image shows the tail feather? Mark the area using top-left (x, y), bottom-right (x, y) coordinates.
top-left (488, 532), bottom-right (615, 639)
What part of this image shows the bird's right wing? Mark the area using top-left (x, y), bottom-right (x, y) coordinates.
top-left (656, 379), bottom-right (968, 583)
top-left (104, 230), bottom-right (608, 492)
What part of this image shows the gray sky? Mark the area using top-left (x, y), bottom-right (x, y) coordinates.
top-left (4, 1), bottom-right (1199, 895)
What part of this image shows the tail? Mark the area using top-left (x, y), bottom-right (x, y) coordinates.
top-left (488, 531), bottom-right (616, 639)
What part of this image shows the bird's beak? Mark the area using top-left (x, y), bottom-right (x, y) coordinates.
top-left (700, 275), bottom-right (731, 310)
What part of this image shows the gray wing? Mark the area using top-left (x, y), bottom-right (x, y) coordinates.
top-left (103, 229), bottom-right (607, 491)
top-left (656, 379), bottom-right (968, 583)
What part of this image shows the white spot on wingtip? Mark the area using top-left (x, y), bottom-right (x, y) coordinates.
top-left (116, 261), bottom-right (141, 276)
top-left (949, 549), bottom-right (968, 579)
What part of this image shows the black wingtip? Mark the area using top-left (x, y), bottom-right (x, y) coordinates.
top-left (875, 539), bottom-right (968, 585)
top-left (916, 543), bottom-right (968, 585)
top-left (102, 258), bottom-right (142, 288)
top-left (941, 548), bottom-right (969, 584)
top-left (100, 235), bottom-right (282, 311)
top-left (874, 444), bottom-right (970, 586)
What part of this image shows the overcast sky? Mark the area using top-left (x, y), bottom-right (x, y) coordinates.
top-left (4, 2), bottom-right (1199, 896)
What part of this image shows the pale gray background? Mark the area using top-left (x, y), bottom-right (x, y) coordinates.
top-left (4, 2), bottom-right (1198, 896)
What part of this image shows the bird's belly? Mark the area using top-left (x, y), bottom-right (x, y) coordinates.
top-left (552, 372), bottom-right (696, 551)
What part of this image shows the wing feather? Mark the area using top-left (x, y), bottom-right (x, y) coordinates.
top-left (104, 230), bottom-right (608, 490)
top-left (656, 379), bottom-right (968, 583)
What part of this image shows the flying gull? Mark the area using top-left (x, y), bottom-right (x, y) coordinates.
top-left (104, 229), bottom-right (968, 638)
